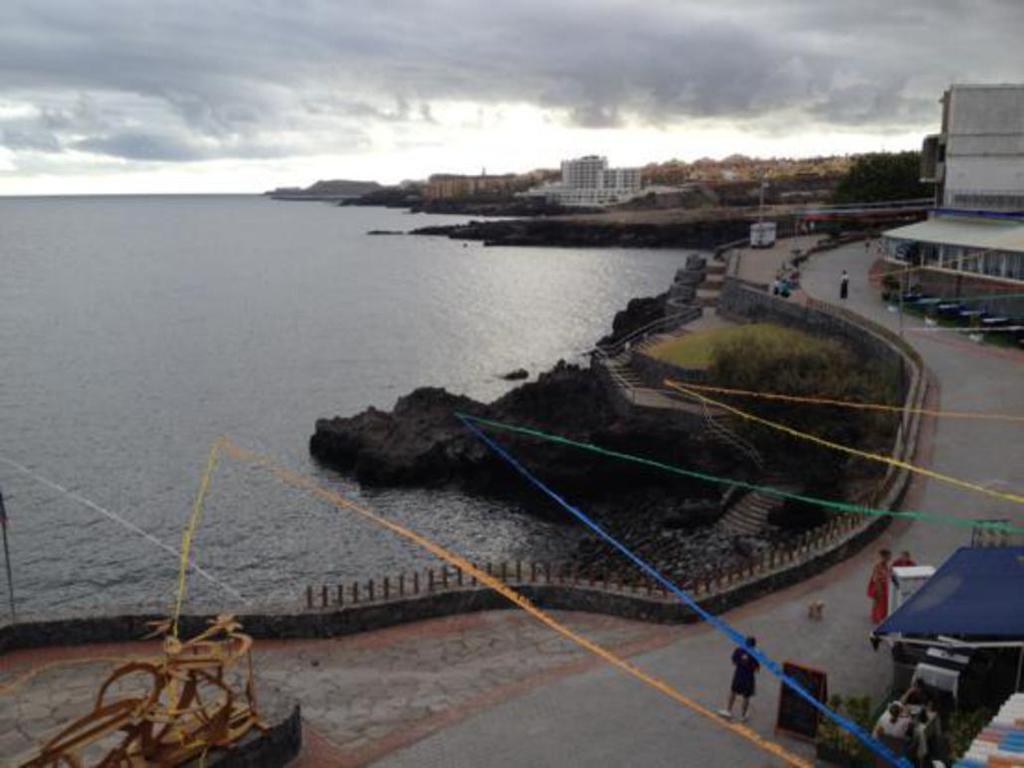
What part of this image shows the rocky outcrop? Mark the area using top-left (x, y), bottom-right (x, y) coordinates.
top-left (411, 216), bottom-right (754, 249)
top-left (597, 293), bottom-right (669, 347)
top-left (310, 361), bottom-right (746, 517)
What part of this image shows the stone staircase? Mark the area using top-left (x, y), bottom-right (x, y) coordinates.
top-left (717, 478), bottom-right (798, 536)
top-left (697, 260), bottom-right (728, 307)
top-left (601, 353), bottom-right (700, 411)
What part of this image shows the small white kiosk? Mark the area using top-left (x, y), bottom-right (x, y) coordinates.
top-left (750, 221), bottom-right (777, 249)
top-left (889, 565), bottom-right (935, 615)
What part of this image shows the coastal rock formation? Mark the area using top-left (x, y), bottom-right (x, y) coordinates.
top-left (310, 361), bottom-right (744, 517)
top-left (597, 293), bottom-right (668, 347)
top-left (411, 216), bottom-right (754, 249)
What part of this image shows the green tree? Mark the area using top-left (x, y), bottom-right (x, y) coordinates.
top-left (832, 151), bottom-right (932, 204)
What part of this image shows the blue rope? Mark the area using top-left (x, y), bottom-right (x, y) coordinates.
top-left (458, 413), bottom-right (909, 768)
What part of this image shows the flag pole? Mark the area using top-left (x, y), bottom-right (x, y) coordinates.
top-left (0, 488), bottom-right (15, 622)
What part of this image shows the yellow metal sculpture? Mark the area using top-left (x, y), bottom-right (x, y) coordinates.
top-left (19, 614), bottom-right (265, 767)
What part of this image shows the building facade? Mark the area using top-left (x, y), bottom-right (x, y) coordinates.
top-left (921, 84), bottom-right (1024, 211)
top-left (524, 156), bottom-right (644, 207)
top-left (883, 84), bottom-right (1024, 314)
top-left (424, 173), bottom-right (519, 201)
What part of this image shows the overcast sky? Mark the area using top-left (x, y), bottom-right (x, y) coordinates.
top-left (1, 0), bottom-right (1020, 194)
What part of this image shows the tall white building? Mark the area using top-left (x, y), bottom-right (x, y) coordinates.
top-left (883, 84), bottom-right (1024, 314)
top-left (524, 156), bottom-right (644, 207)
top-left (921, 84), bottom-right (1024, 211)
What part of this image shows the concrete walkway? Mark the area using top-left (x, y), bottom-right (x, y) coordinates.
top-left (0, 611), bottom-right (678, 766)
top-left (734, 235), bottom-right (827, 286)
top-left (372, 241), bottom-right (1024, 767)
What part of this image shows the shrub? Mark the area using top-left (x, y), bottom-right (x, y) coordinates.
top-left (708, 324), bottom-right (901, 488)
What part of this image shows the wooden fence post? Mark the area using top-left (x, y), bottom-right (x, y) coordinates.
top-left (352, 582), bottom-right (359, 604)
top-left (321, 585), bottom-right (328, 608)
top-left (337, 584), bottom-right (344, 607)
top-left (457, 567), bottom-right (463, 587)
top-left (368, 579), bottom-right (375, 602)
top-left (442, 566), bottom-right (449, 589)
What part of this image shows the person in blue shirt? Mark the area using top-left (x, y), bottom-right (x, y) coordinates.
top-left (721, 636), bottom-right (760, 721)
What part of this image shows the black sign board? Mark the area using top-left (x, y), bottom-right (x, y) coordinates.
top-left (774, 661), bottom-right (829, 741)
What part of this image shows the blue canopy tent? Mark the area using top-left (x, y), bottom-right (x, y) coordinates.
top-left (873, 547), bottom-right (1024, 694)
top-left (874, 546), bottom-right (1024, 638)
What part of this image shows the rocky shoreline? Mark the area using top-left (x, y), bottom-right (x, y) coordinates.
top-left (410, 214), bottom-right (756, 249)
top-left (309, 361), bottom-right (768, 584)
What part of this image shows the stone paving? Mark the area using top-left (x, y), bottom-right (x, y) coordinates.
top-left (0, 611), bottom-right (677, 767)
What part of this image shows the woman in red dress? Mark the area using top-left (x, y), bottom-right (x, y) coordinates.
top-left (868, 549), bottom-right (892, 624)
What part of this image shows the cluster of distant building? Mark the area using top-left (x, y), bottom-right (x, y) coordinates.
top-left (423, 156), bottom-right (643, 208)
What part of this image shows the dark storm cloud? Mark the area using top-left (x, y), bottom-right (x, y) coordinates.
top-left (0, 0), bottom-right (1021, 163)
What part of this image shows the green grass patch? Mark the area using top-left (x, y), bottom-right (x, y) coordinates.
top-left (646, 323), bottom-right (815, 369)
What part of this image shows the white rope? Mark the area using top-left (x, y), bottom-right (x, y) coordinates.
top-left (0, 455), bottom-right (248, 604)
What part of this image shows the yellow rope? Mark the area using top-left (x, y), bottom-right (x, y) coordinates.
top-left (217, 437), bottom-right (810, 768)
top-left (171, 437), bottom-right (225, 638)
top-left (664, 379), bottom-right (1024, 507)
top-left (671, 382), bottom-right (1024, 424)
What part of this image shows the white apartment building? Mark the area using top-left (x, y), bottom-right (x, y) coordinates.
top-left (524, 155), bottom-right (644, 207)
top-left (883, 84), bottom-right (1024, 306)
top-left (921, 84), bottom-right (1024, 211)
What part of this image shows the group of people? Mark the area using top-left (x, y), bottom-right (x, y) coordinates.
top-left (771, 264), bottom-right (800, 298)
top-left (872, 681), bottom-right (944, 767)
top-left (868, 548), bottom-right (916, 624)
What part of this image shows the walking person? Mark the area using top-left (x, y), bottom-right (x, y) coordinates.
top-left (840, 269), bottom-right (849, 300)
top-left (720, 636), bottom-right (760, 721)
top-left (868, 549), bottom-right (892, 624)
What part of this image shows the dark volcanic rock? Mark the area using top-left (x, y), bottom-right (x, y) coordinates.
top-left (598, 293), bottom-right (668, 347)
top-left (310, 361), bottom-right (743, 511)
top-left (500, 368), bottom-right (529, 381)
top-left (411, 216), bottom-right (754, 249)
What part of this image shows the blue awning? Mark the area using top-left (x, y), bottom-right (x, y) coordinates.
top-left (874, 547), bottom-right (1024, 638)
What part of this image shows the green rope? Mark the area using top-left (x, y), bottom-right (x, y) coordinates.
top-left (459, 413), bottom-right (1023, 535)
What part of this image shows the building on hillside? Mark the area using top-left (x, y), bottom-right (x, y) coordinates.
top-left (521, 155), bottom-right (644, 207)
top-left (424, 172), bottom-right (519, 200)
top-left (882, 84), bottom-right (1024, 315)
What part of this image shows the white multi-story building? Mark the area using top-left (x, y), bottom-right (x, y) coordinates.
top-left (921, 84), bottom-right (1024, 211)
top-left (523, 156), bottom-right (644, 207)
top-left (883, 84), bottom-right (1024, 312)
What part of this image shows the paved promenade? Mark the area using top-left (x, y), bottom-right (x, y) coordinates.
top-left (0, 611), bottom-right (678, 767)
top-left (2, 241), bottom-right (1021, 767)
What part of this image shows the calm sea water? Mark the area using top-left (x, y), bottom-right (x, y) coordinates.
top-left (0, 195), bottom-right (689, 618)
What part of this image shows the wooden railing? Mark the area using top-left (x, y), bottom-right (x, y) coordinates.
top-left (302, 509), bottom-right (875, 612)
